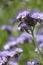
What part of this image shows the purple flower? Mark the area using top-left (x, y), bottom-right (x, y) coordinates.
top-left (0, 48), bottom-right (23, 58)
top-left (18, 22), bottom-right (30, 33)
top-left (3, 41), bottom-right (18, 50)
top-left (8, 36), bottom-right (17, 41)
top-left (16, 9), bottom-right (43, 33)
top-left (29, 10), bottom-right (40, 19)
top-left (37, 12), bottom-right (43, 20)
top-left (16, 9), bottom-right (30, 20)
top-left (1, 24), bottom-right (12, 35)
top-left (16, 9), bottom-right (39, 33)
top-left (26, 10), bottom-right (40, 27)
top-left (9, 18), bottom-right (16, 24)
top-left (39, 43), bottom-right (43, 48)
top-left (16, 32), bottom-right (32, 44)
top-left (0, 51), bottom-right (10, 57)
top-left (0, 56), bottom-right (7, 65)
top-left (29, 10), bottom-right (43, 25)
top-left (27, 60), bottom-right (40, 65)
top-left (34, 26), bottom-right (43, 35)
top-left (27, 61), bottom-right (32, 65)
top-left (15, 48), bottom-right (23, 53)
top-left (35, 35), bottom-right (43, 45)
top-left (8, 61), bottom-right (18, 65)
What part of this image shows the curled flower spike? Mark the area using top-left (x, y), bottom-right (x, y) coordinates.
top-left (29, 10), bottom-right (43, 25)
top-left (16, 9), bottom-right (40, 33)
top-left (25, 10), bottom-right (41, 28)
top-left (17, 9), bottom-right (43, 33)
top-left (1, 25), bottom-right (12, 35)
top-left (29, 10), bottom-right (40, 19)
top-left (3, 41), bottom-right (17, 50)
top-left (3, 32), bottom-right (32, 50)
top-left (8, 36), bottom-right (17, 41)
top-left (16, 9), bottom-right (30, 20)
top-left (18, 22), bottom-right (30, 33)
top-left (0, 48), bottom-right (23, 58)
top-left (16, 32), bottom-right (32, 44)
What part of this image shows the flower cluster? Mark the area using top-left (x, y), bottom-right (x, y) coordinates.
top-left (16, 9), bottom-right (43, 32)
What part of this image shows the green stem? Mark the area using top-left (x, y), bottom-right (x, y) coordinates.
top-left (31, 29), bottom-right (42, 57)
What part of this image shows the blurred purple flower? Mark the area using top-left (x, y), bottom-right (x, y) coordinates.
top-left (35, 35), bottom-right (43, 45)
top-left (0, 48), bottom-right (23, 58)
top-left (3, 41), bottom-right (18, 50)
top-left (8, 61), bottom-right (18, 65)
top-left (37, 12), bottom-right (43, 20)
top-left (27, 10), bottom-right (40, 27)
top-left (29, 10), bottom-right (40, 19)
top-left (29, 10), bottom-right (43, 25)
top-left (17, 9), bottom-right (40, 32)
top-left (35, 28), bottom-right (43, 35)
top-left (16, 32), bottom-right (32, 44)
top-left (8, 36), bottom-right (17, 41)
top-left (0, 56), bottom-right (7, 65)
top-left (18, 22), bottom-right (30, 33)
top-left (15, 48), bottom-right (23, 53)
top-left (1, 24), bottom-right (12, 35)
top-left (16, 9), bottom-right (30, 20)
top-left (39, 43), bottom-right (43, 49)
top-left (27, 60), bottom-right (40, 65)
top-left (9, 18), bottom-right (16, 24)
top-left (0, 51), bottom-right (10, 57)
top-left (27, 61), bottom-right (32, 65)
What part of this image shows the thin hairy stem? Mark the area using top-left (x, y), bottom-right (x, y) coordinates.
top-left (31, 27), bottom-right (42, 57)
